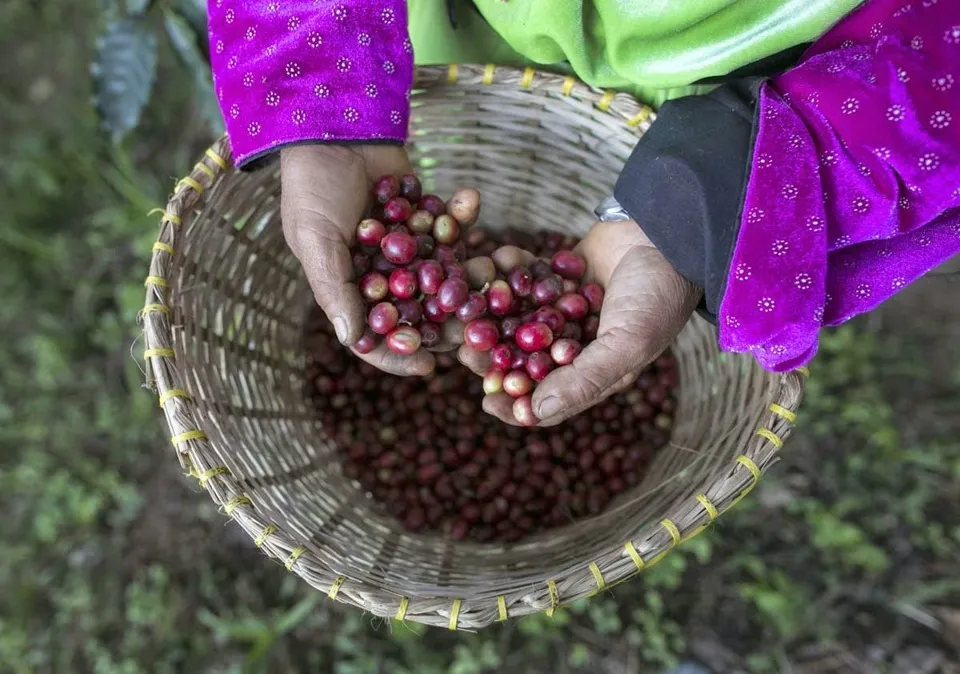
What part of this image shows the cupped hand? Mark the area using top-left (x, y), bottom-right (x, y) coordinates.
top-left (281, 145), bottom-right (480, 377)
top-left (461, 220), bottom-right (701, 426)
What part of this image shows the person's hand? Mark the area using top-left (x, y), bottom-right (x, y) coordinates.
top-left (460, 220), bottom-right (701, 426)
top-left (281, 145), bottom-right (481, 376)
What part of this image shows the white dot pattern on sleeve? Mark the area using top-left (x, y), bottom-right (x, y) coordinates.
top-left (841, 97), bottom-right (860, 114)
top-left (719, 0), bottom-right (960, 373)
top-left (929, 109), bottom-right (952, 128)
top-left (209, 2), bottom-right (413, 167)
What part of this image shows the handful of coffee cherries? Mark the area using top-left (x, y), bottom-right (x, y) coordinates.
top-left (349, 173), bottom-right (604, 426)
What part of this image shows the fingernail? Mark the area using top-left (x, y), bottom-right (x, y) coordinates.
top-left (537, 396), bottom-right (562, 420)
top-left (333, 318), bottom-right (349, 345)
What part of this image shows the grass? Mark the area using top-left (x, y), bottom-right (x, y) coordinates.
top-left (1, 2), bottom-right (958, 673)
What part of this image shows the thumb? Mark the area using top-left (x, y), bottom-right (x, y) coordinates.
top-left (531, 327), bottom-right (647, 425)
top-left (280, 147), bottom-right (368, 347)
top-left (531, 245), bottom-right (696, 424)
top-left (293, 224), bottom-right (367, 346)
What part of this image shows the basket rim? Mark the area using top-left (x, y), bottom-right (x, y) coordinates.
top-left (140, 63), bottom-right (808, 630)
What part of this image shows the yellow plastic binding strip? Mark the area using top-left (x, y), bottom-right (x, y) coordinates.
top-left (395, 597), bottom-right (409, 621)
top-left (142, 303), bottom-right (170, 317)
top-left (736, 454), bottom-right (761, 481)
top-left (520, 66), bottom-right (535, 88)
top-left (561, 76), bottom-right (575, 96)
top-left (285, 546), bottom-right (306, 571)
top-left (328, 575), bottom-right (346, 600)
top-left (627, 107), bottom-right (652, 128)
top-left (254, 524), bottom-right (276, 547)
top-left (144, 348), bottom-right (175, 359)
top-left (448, 599), bottom-right (462, 630)
top-left (482, 63), bottom-right (495, 84)
top-left (177, 176), bottom-right (205, 194)
top-left (447, 63), bottom-right (459, 83)
top-left (195, 162), bottom-right (216, 179)
top-left (205, 148), bottom-right (228, 170)
top-left (197, 465), bottom-right (229, 487)
top-left (545, 580), bottom-right (560, 616)
top-left (171, 429), bottom-right (207, 445)
top-left (660, 519), bottom-right (681, 546)
top-left (756, 428), bottom-right (784, 449)
top-left (147, 208), bottom-right (182, 226)
top-left (769, 403), bottom-right (797, 423)
top-left (145, 275), bottom-right (168, 288)
top-left (728, 455), bottom-right (762, 510)
top-left (152, 242), bottom-right (174, 255)
top-left (597, 90), bottom-right (615, 111)
top-left (680, 523), bottom-right (710, 544)
top-left (696, 493), bottom-right (719, 521)
top-left (497, 595), bottom-right (507, 621)
top-left (589, 562), bottom-right (606, 591)
top-left (223, 495), bottom-right (251, 516)
top-left (158, 388), bottom-right (190, 406)
top-left (624, 541), bottom-right (645, 570)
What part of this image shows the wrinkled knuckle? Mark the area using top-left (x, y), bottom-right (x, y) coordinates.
top-left (604, 324), bottom-right (645, 353)
top-left (571, 364), bottom-right (606, 402)
top-left (609, 317), bottom-right (664, 365)
top-left (305, 224), bottom-right (344, 253)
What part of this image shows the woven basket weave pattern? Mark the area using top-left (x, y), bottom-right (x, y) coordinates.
top-left (142, 65), bottom-right (805, 629)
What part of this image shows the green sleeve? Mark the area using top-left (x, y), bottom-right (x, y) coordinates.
top-left (409, 0), bottom-right (862, 107)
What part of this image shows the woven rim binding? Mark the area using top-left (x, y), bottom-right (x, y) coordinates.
top-left (141, 64), bottom-right (807, 630)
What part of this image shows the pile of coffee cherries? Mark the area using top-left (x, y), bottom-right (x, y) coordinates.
top-left (350, 174), bottom-right (604, 426)
top-left (305, 225), bottom-right (680, 543)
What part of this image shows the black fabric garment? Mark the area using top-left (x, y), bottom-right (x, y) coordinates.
top-left (613, 46), bottom-right (812, 325)
top-left (614, 79), bottom-right (761, 325)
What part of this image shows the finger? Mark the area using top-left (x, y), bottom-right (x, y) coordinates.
top-left (280, 147), bottom-right (369, 346)
top-left (295, 226), bottom-right (367, 346)
top-left (571, 220), bottom-right (644, 286)
top-left (529, 336), bottom-right (638, 426)
top-left (446, 188), bottom-right (480, 227)
top-left (491, 246), bottom-right (538, 274)
top-left (530, 247), bottom-right (666, 424)
top-left (358, 145), bottom-right (413, 180)
top-left (481, 393), bottom-right (521, 426)
top-left (457, 344), bottom-right (490, 376)
top-left (608, 369), bottom-right (640, 396)
top-left (353, 341), bottom-right (435, 377)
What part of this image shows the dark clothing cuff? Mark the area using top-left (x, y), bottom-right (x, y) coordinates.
top-left (613, 78), bottom-right (763, 325)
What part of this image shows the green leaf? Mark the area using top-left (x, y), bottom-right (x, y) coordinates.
top-left (275, 593), bottom-right (321, 635)
top-left (568, 644), bottom-right (589, 667)
top-left (91, 17), bottom-right (158, 141)
top-left (172, 0), bottom-right (209, 54)
top-left (163, 9), bottom-right (224, 137)
top-left (126, 0), bottom-right (154, 14)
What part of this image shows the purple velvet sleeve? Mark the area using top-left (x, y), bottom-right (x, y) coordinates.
top-left (207, 1), bottom-right (413, 168)
top-left (720, 0), bottom-right (960, 372)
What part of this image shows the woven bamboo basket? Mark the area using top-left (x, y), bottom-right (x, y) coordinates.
top-left (142, 64), bottom-right (807, 629)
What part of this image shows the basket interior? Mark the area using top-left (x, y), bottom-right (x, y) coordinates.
top-left (161, 70), bottom-right (789, 624)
